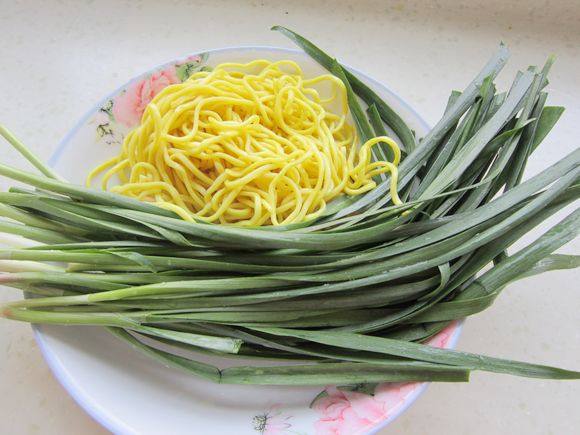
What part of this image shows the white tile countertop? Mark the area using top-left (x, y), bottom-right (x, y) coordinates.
top-left (0, 1), bottom-right (579, 434)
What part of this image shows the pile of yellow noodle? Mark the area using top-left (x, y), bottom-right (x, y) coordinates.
top-left (87, 60), bottom-right (402, 226)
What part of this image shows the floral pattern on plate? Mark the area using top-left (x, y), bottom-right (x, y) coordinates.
top-left (309, 322), bottom-right (457, 434)
top-left (253, 405), bottom-right (294, 434)
top-left (91, 53), bottom-right (209, 146)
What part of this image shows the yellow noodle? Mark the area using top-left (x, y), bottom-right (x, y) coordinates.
top-left (87, 60), bottom-right (403, 226)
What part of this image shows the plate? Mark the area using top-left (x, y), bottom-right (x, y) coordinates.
top-left (34, 46), bottom-right (462, 435)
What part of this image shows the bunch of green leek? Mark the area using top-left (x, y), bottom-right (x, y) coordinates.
top-left (0, 27), bottom-right (578, 386)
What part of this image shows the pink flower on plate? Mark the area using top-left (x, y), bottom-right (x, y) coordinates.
top-left (373, 382), bottom-right (417, 415)
top-left (253, 405), bottom-right (292, 435)
top-left (425, 321), bottom-right (458, 349)
top-left (311, 321), bottom-right (460, 434)
top-left (112, 66), bottom-right (179, 127)
top-left (312, 386), bottom-right (389, 435)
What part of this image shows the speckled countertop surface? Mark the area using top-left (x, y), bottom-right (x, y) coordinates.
top-left (1, 1), bottom-right (579, 434)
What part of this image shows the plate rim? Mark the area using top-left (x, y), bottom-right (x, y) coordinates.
top-left (33, 44), bottom-right (460, 435)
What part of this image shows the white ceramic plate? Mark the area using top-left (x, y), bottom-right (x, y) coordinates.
top-left (33, 46), bottom-right (462, 435)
